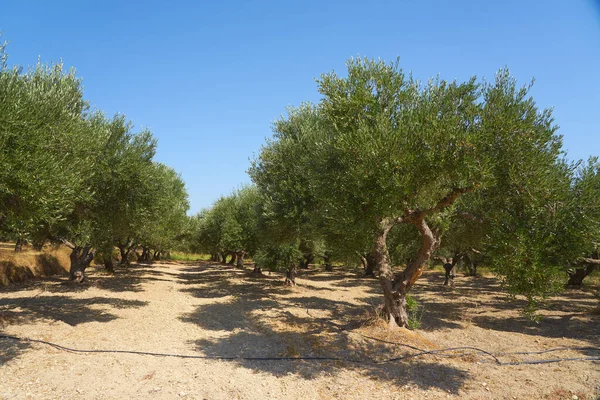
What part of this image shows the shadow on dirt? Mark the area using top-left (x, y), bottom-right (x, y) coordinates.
top-left (177, 262), bottom-right (470, 393)
top-left (0, 263), bottom-right (179, 294)
top-left (414, 271), bottom-right (600, 347)
top-left (0, 295), bottom-right (148, 327)
top-left (0, 335), bottom-right (31, 365)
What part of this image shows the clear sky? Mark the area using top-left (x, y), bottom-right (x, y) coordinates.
top-left (2, 0), bottom-right (599, 214)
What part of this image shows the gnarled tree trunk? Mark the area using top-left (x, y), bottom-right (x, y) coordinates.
top-left (69, 245), bottom-right (96, 283)
top-left (300, 253), bottom-right (313, 269)
top-left (364, 250), bottom-right (377, 277)
top-left (118, 246), bottom-right (131, 266)
top-left (236, 251), bottom-right (245, 268)
top-left (104, 254), bottom-right (115, 273)
top-left (567, 264), bottom-right (597, 287)
top-left (443, 254), bottom-right (461, 286)
top-left (377, 217), bottom-right (440, 328)
top-left (14, 238), bottom-right (24, 252)
top-left (285, 264), bottom-right (297, 286)
top-left (324, 254), bottom-right (333, 272)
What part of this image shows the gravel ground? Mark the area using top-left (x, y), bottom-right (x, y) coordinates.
top-left (1, 261), bottom-right (598, 399)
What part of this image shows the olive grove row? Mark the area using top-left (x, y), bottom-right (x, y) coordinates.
top-left (0, 41), bottom-right (189, 280)
top-left (187, 58), bottom-right (600, 327)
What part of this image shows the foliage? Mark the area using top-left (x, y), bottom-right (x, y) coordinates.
top-left (251, 57), bottom-right (570, 316)
top-left (0, 39), bottom-right (189, 267)
top-left (405, 295), bottom-right (423, 330)
top-left (253, 242), bottom-right (304, 272)
top-left (192, 186), bottom-right (261, 259)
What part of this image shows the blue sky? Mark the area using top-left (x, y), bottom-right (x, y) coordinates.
top-left (2, 0), bottom-right (599, 214)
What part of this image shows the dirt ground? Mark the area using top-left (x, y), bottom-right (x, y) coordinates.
top-left (1, 261), bottom-right (598, 400)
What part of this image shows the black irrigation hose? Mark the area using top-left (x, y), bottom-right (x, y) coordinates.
top-left (0, 335), bottom-right (356, 363)
top-left (497, 346), bottom-right (600, 356)
top-left (2, 334), bottom-right (600, 366)
top-left (356, 333), bottom-right (600, 358)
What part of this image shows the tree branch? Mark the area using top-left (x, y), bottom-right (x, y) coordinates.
top-left (579, 258), bottom-right (600, 266)
top-left (60, 239), bottom-right (76, 250)
top-left (403, 186), bottom-right (475, 223)
top-left (427, 186), bottom-right (474, 215)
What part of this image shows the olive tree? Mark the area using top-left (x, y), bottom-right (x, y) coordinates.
top-left (0, 42), bottom-right (189, 281)
top-left (0, 44), bottom-right (95, 250)
top-left (136, 163), bottom-right (189, 262)
top-left (563, 158), bottom-right (600, 286)
top-left (194, 186), bottom-right (261, 267)
top-left (252, 58), bottom-right (564, 328)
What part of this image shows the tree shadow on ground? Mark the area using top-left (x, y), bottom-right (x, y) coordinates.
top-left (0, 335), bottom-right (31, 365)
top-left (471, 314), bottom-right (600, 346)
top-left (185, 310), bottom-right (469, 394)
top-left (15, 263), bottom-right (179, 294)
top-left (177, 263), bottom-right (469, 393)
top-left (414, 272), bottom-right (600, 348)
top-left (0, 295), bottom-right (148, 327)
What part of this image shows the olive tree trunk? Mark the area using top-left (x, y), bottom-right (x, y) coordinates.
top-left (377, 217), bottom-right (440, 328)
top-left (14, 238), bottom-right (24, 252)
top-left (300, 253), bottom-right (314, 269)
top-left (567, 264), bottom-right (597, 287)
top-left (104, 254), bottom-right (115, 273)
top-left (236, 251), bottom-right (245, 268)
top-left (118, 246), bottom-right (131, 266)
top-left (69, 245), bottom-right (96, 282)
top-left (285, 264), bottom-right (297, 286)
top-left (364, 250), bottom-right (377, 277)
top-left (324, 254), bottom-right (333, 271)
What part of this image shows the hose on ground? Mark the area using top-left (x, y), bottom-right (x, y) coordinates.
top-left (1, 334), bottom-right (599, 366)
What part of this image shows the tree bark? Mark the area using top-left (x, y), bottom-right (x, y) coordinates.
top-left (300, 253), bottom-right (313, 269)
top-left (285, 264), bottom-right (297, 286)
top-left (236, 251), bottom-right (245, 268)
top-left (324, 254), bottom-right (333, 272)
top-left (104, 254), bottom-right (115, 273)
top-left (117, 238), bottom-right (136, 266)
top-left (14, 238), bottom-right (23, 252)
top-left (118, 246), bottom-right (131, 266)
top-left (69, 245), bottom-right (96, 282)
top-left (567, 265), bottom-right (597, 287)
top-left (364, 249), bottom-right (377, 277)
top-left (377, 217), bottom-right (440, 328)
top-left (443, 254), bottom-right (462, 286)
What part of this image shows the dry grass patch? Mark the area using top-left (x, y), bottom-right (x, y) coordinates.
top-left (0, 243), bottom-right (70, 285)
